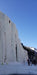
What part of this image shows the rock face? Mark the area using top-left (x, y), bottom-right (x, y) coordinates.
top-left (0, 12), bottom-right (28, 63)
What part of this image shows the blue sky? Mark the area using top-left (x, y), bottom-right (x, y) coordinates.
top-left (0, 0), bottom-right (37, 48)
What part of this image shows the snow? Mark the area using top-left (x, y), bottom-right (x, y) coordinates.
top-left (0, 62), bottom-right (37, 74)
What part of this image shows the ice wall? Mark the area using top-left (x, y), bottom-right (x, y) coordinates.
top-left (0, 11), bottom-right (28, 63)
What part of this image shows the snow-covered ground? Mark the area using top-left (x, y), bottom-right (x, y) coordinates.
top-left (0, 62), bottom-right (37, 74)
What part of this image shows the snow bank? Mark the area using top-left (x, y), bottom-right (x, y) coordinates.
top-left (0, 62), bottom-right (37, 74)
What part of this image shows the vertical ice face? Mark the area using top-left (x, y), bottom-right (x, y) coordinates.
top-left (0, 11), bottom-right (28, 63)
